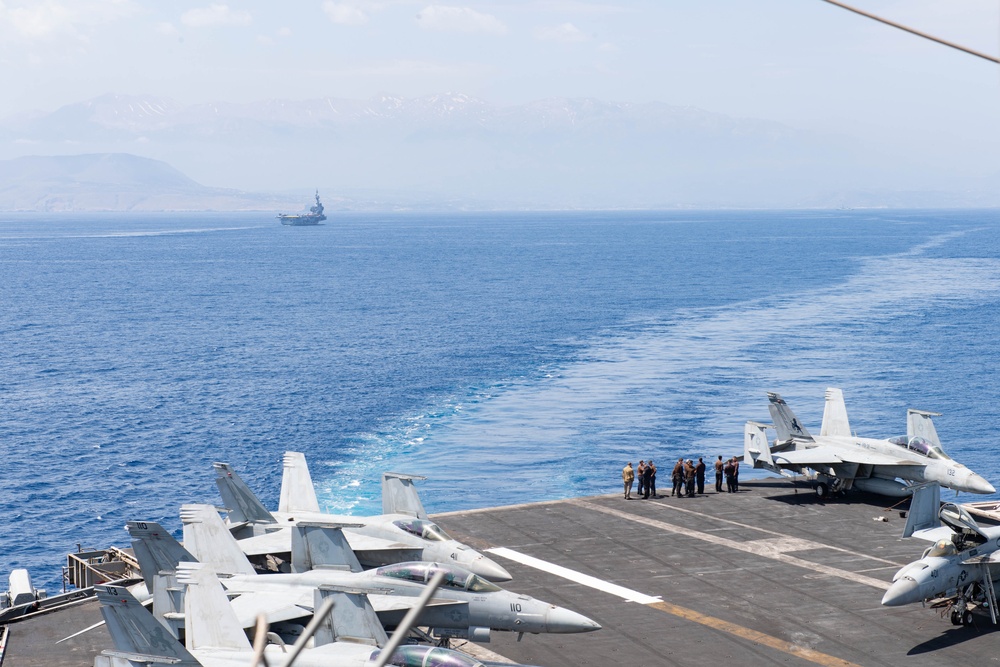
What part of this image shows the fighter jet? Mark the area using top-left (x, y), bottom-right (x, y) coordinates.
top-left (94, 562), bottom-right (491, 667)
top-left (743, 388), bottom-right (995, 498)
top-left (128, 506), bottom-right (600, 644)
top-left (881, 483), bottom-right (1000, 626)
top-left (214, 453), bottom-right (512, 582)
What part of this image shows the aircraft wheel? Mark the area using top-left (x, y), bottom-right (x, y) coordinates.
top-left (962, 610), bottom-right (974, 627)
top-left (951, 611), bottom-right (962, 626)
top-left (815, 483), bottom-right (828, 498)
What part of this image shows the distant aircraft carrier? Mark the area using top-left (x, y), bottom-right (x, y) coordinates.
top-left (277, 191), bottom-right (326, 225)
top-left (5, 480), bottom-right (998, 666)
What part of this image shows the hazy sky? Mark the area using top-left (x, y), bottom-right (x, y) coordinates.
top-left (1, 1), bottom-right (999, 176)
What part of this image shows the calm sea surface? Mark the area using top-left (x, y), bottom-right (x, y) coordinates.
top-left (2, 209), bottom-right (1000, 591)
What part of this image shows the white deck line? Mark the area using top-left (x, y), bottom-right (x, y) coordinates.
top-left (486, 547), bottom-right (662, 604)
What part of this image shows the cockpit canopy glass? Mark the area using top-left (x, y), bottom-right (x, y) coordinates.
top-left (375, 562), bottom-right (502, 593)
top-left (375, 645), bottom-right (486, 667)
top-left (393, 518), bottom-right (452, 542)
top-left (926, 540), bottom-right (957, 558)
top-left (887, 436), bottom-right (951, 461)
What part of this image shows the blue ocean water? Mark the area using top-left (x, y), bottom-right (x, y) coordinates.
top-left (2, 209), bottom-right (1000, 592)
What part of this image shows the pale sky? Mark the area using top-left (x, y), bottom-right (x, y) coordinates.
top-left (1, 1), bottom-right (999, 178)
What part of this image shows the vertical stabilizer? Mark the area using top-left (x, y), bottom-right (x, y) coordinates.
top-left (382, 472), bottom-right (428, 519)
top-left (903, 483), bottom-right (941, 538)
top-left (95, 584), bottom-right (199, 666)
top-left (176, 562), bottom-right (252, 652)
top-left (213, 462), bottom-right (277, 524)
top-left (291, 523), bottom-right (364, 574)
top-left (907, 409), bottom-right (943, 447)
top-left (767, 392), bottom-right (813, 442)
top-left (279, 451), bottom-right (321, 513)
top-left (313, 587), bottom-right (388, 647)
top-left (820, 388), bottom-right (852, 438)
top-left (180, 504), bottom-right (257, 576)
top-left (744, 421), bottom-right (781, 474)
top-left (127, 521), bottom-right (195, 638)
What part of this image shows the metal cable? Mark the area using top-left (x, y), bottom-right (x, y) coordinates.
top-left (820, 0), bottom-right (1000, 64)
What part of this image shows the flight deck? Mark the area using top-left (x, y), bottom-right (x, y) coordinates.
top-left (6, 480), bottom-right (999, 667)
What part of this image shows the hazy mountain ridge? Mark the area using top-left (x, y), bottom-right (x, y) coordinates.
top-left (0, 153), bottom-right (307, 212)
top-left (1, 93), bottom-right (995, 209)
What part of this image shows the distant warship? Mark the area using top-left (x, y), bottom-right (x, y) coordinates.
top-left (278, 191), bottom-right (326, 225)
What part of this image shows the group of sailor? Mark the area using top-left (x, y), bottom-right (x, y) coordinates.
top-left (622, 456), bottom-right (739, 500)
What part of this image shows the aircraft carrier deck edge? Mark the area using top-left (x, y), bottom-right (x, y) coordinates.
top-left (6, 480), bottom-right (998, 667)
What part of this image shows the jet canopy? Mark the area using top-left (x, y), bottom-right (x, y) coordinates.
top-left (393, 518), bottom-right (452, 542)
top-left (887, 436), bottom-right (951, 461)
top-left (375, 562), bottom-right (501, 593)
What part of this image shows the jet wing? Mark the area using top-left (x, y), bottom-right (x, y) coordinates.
top-left (773, 446), bottom-right (913, 468)
top-left (238, 528), bottom-right (413, 557)
top-left (229, 589), bottom-right (313, 627)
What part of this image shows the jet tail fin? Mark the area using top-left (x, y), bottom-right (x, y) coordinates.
top-left (213, 462), bottom-right (277, 525)
top-left (180, 504), bottom-right (257, 576)
top-left (313, 587), bottom-right (388, 647)
top-left (291, 523), bottom-right (364, 574)
top-left (903, 483), bottom-right (941, 538)
top-left (907, 409), bottom-right (943, 447)
top-left (176, 562), bottom-right (252, 652)
top-left (127, 521), bottom-right (197, 588)
top-left (382, 472), bottom-right (428, 519)
top-left (126, 520), bottom-right (194, 637)
top-left (279, 451), bottom-right (321, 513)
top-left (767, 392), bottom-right (813, 442)
top-left (95, 584), bottom-right (200, 666)
top-left (744, 421), bottom-right (782, 474)
top-left (820, 388), bottom-right (852, 437)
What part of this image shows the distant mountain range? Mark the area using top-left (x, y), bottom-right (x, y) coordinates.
top-left (1, 93), bottom-right (997, 210)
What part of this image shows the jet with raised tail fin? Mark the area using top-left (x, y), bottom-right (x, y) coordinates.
top-left (743, 388), bottom-right (994, 498)
top-left (126, 506), bottom-right (599, 645)
top-left (94, 561), bottom-right (494, 667)
top-left (881, 483), bottom-right (1000, 627)
top-left (214, 452), bottom-right (511, 582)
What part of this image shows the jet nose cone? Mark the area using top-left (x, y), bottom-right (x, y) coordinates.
top-left (881, 577), bottom-right (921, 607)
top-left (469, 555), bottom-right (512, 582)
top-left (967, 473), bottom-right (996, 495)
top-left (545, 606), bottom-right (602, 633)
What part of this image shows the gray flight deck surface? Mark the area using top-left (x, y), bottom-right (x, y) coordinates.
top-left (7, 480), bottom-right (999, 666)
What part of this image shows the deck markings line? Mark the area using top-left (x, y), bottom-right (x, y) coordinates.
top-left (647, 600), bottom-right (863, 667)
top-left (571, 500), bottom-right (891, 590)
top-left (618, 497), bottom-right (904, 566)
top-left (488, 546), bottom-right (863, 667)
top-left (486, 547), bottom-right (661, 603)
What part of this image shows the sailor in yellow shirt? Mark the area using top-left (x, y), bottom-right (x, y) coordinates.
top-left (622, 462), bottom-right (635, 500)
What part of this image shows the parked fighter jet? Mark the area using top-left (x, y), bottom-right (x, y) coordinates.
top-left (881, 483), bottom-right (1000, 626)
top-left (214, 453), bottom-right (511, 581)
top-left (128, 506), bottom-right (599, 644)
top-left (94, 563), bottom-right (490, 667)
top-left (743, 388), bottom-right (995, 497)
